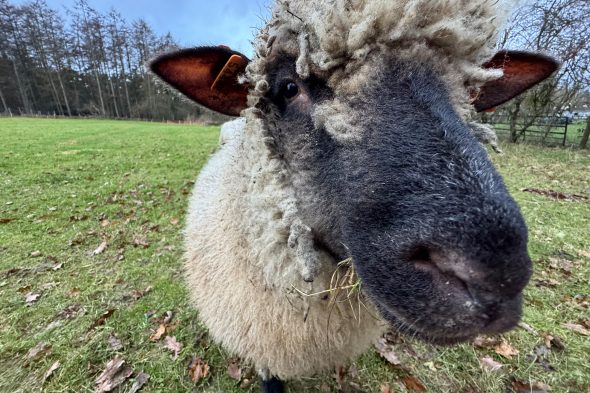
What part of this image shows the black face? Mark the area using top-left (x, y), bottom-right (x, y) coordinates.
top-left (259, 55), bottom-right (532, 344)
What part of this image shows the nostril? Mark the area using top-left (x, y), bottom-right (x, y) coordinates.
top-left (407, 245), bottom-right (433, 265)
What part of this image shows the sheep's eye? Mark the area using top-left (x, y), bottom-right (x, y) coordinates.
top-left (282, 81), bottom-right (299, 99)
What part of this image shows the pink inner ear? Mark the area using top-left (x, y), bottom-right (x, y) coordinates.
top-left (211, 55), bottom-right (247, 92)
top-left (150, 47), bottom-right (250, 117)
top-left (473, 50), bottom-right (559, 112)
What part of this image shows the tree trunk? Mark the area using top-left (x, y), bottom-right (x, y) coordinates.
top-left (0, 87), bottom-right (8, 113)
top-left (580, 117), bottom-right (590, 149)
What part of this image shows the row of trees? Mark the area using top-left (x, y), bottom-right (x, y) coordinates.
top-left (0, 0), bottom-right (216, 121)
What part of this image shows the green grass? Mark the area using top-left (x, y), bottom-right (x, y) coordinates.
top-left (0, 117), bottom-right (589, 393)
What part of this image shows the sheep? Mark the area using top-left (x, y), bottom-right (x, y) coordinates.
top-left (150, 0), bottom-right (558, 391)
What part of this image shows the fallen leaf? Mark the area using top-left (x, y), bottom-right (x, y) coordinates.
top-left (150, 324), bottom-right (167, 342)
top-left (170, 218), bottom-right (180, 225)
top-left (542, 333), bottom-right (565, 351)
top-left (43, 361), bottom-right (60, 384)
top-left (17, 285), bottom-right (32, 294)
top-left (163, 310), bottom-right (174, 324)
top-left (68, 287), bottom-right (81, 297)
top-left (129, 372), bottom-right (150, 393)
top-left (495, 339), bottom-right (519, 359)
top-left (88, 309), bottom-right (116, 331)
top-left (25, 292), bottom-right (41, 305)
top-left (374, 337), bottom-right (401, 366)
top-left (562, 322), bottom-right (590, 336)
top-left (227, 358), bottom-right (242, 381)
top-left (480, 356), bottom-right (503, 371)
top-left (27, 342), bottom-right (51, 361)
top-left (188, 356), bottom-right (209, 382)
top-left (94, 357), bottom-right (133, 393)
top-left (164, 336), bottom-right (182, 360)
top-left (522, 188), bottom-right (588, 201)
top-left (401, 376), bottom-right (426, 393)
top-left (380, 384), bottom-right (393, 393)
top-left (510, 379), bottom-right (550, 393)
top-left (133, 236), bottom-right (150, 248)
top-left (534, 278), bottom-right (560, 288)
top-left (518, 322), bottom-right (539, 336)
top-left (56, 303), bottom-right (85, 320)
top-left (30, 251), bottom-right (42, 258)
top-left (93, 241), bottom-right (108, 256)
top-left (0, 218), bottom-right (16, 224)
top-left (100, 219), bottom-right (110, 227)
top-left (473, 335), bottom-right (502, 348)
top-left (108, 335), bottom-right (123, 351)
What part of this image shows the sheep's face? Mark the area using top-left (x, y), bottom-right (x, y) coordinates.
top-left (151, 47), bottom-right (558, 344)
top-left (260, 53), bottom-right (534, 344)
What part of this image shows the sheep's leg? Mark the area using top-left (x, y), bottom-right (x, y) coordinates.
top-left (261, 376), bottom-right (284, 393)
top-left (259, 369), bottom-right (284, 393)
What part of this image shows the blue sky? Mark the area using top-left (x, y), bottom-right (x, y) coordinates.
top-left (12, 0), bottom-right (272, 56)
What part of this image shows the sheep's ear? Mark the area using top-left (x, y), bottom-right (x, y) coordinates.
top-left (473, 50), bottom-right (559, 112)
top-left (150, 46), bottom-right (250, 116)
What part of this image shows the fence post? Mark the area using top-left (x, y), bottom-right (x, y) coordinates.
top-left (580, 117), bottom-right (590, 149)
top-left (563, 117), bottom-right (568, 146)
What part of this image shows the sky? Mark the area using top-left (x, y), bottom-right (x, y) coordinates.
top-left (12, 0), bottom-right (272, 57)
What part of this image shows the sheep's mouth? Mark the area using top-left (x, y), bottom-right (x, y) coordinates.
top-left (373, 291), bottom-right (524, 345)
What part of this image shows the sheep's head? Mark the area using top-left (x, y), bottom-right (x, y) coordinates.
top-left (151, 0), bottom-right (558, 344)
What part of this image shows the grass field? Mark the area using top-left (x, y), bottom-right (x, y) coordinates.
top-left (0, 117), bottom-right (589, 393)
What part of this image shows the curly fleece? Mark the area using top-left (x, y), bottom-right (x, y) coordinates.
top-left (185, 0), bottom-right (516, 379)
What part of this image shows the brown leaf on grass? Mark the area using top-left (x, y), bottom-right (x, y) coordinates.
top-left (401, 376), bottom-right (426, 393)
top-left (227, 358), bottom-right (242, 381)
top-left (25, 292), bottom-right (41, 305)
top-left (17, 285), bottom-right (31, 294)
top-left (374, 337), bottom-right (401, 365)
top-left (131, 286), bottom-right (153, 301)
top-left (522, 188), bottom-right (589, 201)
top-left (170, 218), bottom-right (180, 226)
top-left (88, 309), bottom-right (116, 331)
top-left (94, 357), bottom-right (133, 393)
top-left (0, 218), bottom-right (16, 224)
top-left (510, 379), bottom-right (550, 393)
top-left (188, 356), bottom-right (209, 383)
top-left (43, 361), bottom-right (60, 384)
top-left (380, 384), bottom-right (393, 393)
top-left (480, 356), bottom-right (503, 371)
top-left (562, 322), bottom-right (590, 336)
top-left (56, 303), bottom-right (85, 320)
top-left (93, 240), bottom-right (108, 256)
top-left (473, 335), bottom-right (502, 348)
top-left (129, 372), bottom-right (150, 393)
top-left (542, 333), bottom-right (565, 351)
top-left (534, 278), bottom-right (560, 288)
top-left (149, 324), bottom-right (167, 342)
top-left (27, 342), bottom-right (51, 361)
top-left (164, 336), bottom-right (182, 360)
top-left (67, 287), bottom-right (81, 297)
top-left (133, 236), bottom-right (150, 248)
top-left (107, 335), bottom-right (123, 351)
top-left (30, 251), bottom-right (43, 258)
top-left (495, 339), bottom-right (519, 359)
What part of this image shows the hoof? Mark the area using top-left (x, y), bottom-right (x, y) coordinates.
top-left (262, 376), bottom-right (284, 393)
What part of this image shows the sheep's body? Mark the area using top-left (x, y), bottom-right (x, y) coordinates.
top-left (179, 0), bottom-right (532, 382)
top-left (185, 117), bottom-right (385, 378)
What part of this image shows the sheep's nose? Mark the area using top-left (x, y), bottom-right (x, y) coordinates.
top-left (406, 245), bottom-right (531, 298)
